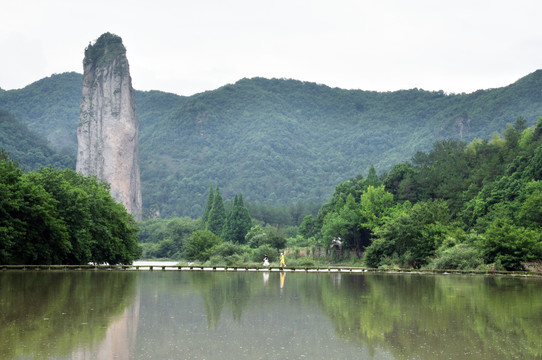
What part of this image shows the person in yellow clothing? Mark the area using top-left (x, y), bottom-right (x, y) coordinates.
top-left (280, 252), bottom-right (286, 267)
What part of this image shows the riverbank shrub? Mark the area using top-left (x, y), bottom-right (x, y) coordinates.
top-left (183, 230), bottom-right (221, 261)
top-left (295, 257), bottom-right (315, 267)
top-left (209, 242), bottom-right (242, 256)
top-left (252, 244), bottom-right (278, 263)
top-left (428, 244), bottom-right (484, 270)
top-left (478, 218), bottom-right (542, 270)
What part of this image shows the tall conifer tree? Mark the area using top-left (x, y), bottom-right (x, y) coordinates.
top-left (221, 194), bottom-right (238, 242)
top-left (238, 194), bottom-right (252, 241)
top-left (201, 185), bottom-right (214, 229)
top-left (365, 165), bottom-right (381, 187)
top-left (207, 186), bottom-right (226, 236)
top-left (222, 193), bottom-right (252, 243)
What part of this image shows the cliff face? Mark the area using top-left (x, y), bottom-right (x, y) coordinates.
top-left (76, 33), bottom-right (142, 220)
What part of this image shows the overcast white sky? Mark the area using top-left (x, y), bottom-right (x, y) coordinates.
top-left (1, 0), bottom-right (542, 96)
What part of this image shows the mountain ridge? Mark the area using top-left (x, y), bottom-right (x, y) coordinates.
top-left (1, 70), bottom-right (541, 218)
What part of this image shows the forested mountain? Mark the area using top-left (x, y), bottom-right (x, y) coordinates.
top-left (306, 117), bottom-right (542, 270)
top-left (1, 70), bottom-right (542, 219)
top-left (0, 73), bottom-right (82, 154)
top-left (0, 110), bottom-right (74, 170)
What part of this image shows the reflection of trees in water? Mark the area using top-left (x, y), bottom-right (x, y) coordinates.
top-left (191, 272), bottom-right (252, 329)
top-left (300, 274), bottom-right (542, 359)
top-left (0, 271), bottom-right (137, 359)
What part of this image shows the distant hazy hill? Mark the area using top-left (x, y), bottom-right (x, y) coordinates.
top-left (1, 71), bottom-right (542, 218)
top-left (0, 110), bottom-right (74, 170)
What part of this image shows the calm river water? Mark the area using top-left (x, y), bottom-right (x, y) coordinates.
top-left (1, 269), bottom-right (541, 359)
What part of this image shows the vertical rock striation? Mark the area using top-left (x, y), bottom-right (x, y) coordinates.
top-left (76, 33), bottom-right (142, 220)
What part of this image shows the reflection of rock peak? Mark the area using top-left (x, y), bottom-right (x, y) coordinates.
top-left (76, 33), bottom-right (142, 220)
top-left (73, 289), bottom-right (140, 359)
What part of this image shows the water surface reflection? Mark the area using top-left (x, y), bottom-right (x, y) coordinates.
top-left (0, 271), bottom-right (137, 359)
top-left (2, 271), bottom-right (541, 359)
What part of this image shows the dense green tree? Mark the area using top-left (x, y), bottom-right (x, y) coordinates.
top-left (367, 199), bottom-right (451, 268)
top-left (364, 165), bottom-right (381, 187)
top-left (68, 172), bottom-right (140, 265)
top-left (26, 167), bottom-right (93, 264)
top-left (383, 162), bottom-right (416, 202)
top-left (321, 193), bottom-right (364, 252)
top-left (0, 157), bottom-right (140, 265)
top-left (517, 180), bottom-right (542, 228)
top-left (201, 185), bottom-right (214, 229)
top-left (183, 230), bottom-right (222, 261)
top-left (318, 185), bottom-right (396, 255)
top-left (0, 160), bottom-right (70, 264)
top-left (478, 218), bottom-right (541, 270)
top-left (138, 216), bottom-right (200, 259)
top-left (137, 218), bottom-right (171, 244)
top-left (244, 224), bottom-right (286, 250)
top-left (264, 232), bottom-right (287, 250)
top-left (298, 215), bottom-right (317, 239)
top-left (245, 225), bottom-right (267, 248)
top-left (523, 146), bottom-right (542, 180)
top-left (167, 217), bottom-right (199, 252)
top-left (359, 185), bottom-right (395, 231)
top-left (221, 194), bottom-right (252, 243)
top-left (252, 244), bottom-right (278, 263)
top-left (315, 175), bottom-right (366, 235)
top-left (207, 186), bottom-right (226, 236)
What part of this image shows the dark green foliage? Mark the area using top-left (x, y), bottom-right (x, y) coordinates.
top-left (0, 160), bottom-right (70, 264)
top-left (383, 162), bottom-right (416, 201)
top-left (264, 232), bottom-right (287, 250)
top-left (298, 215), bottom-right (317, 239)
top-left (366, 200), bottom-right (451, 268)
top-left (201, 185), bottom-right (214, 229)
top-left (137, 217), bottom-right (199, 258)
top-left (321, 193), bottom-right (364, 252)
top-left (479, 218), bottom-right (541, 270)
top-left (315, 174), bottom-right (366, 232)
top-left (207, 186), bottom-right (226, 236)
top-left (0, 158), bottom-right (140, 265)
top-left (183, 230), bottom-right (221, 261)
top-left (523, 146), bottom-right (542, 180)
top-left (252, 245), bottom-right (278, 263)
top-left (517, 181), bottom-right (542, 228)
top-left (245, 225), bottom-right (286, 250)
top-left (316, 181), bottom-right (396, 256)
top-left (143, 217), bottom-right (198, 257)
top-left (363, 238), bottom-right (394, 268)
top-left (364, 165), bottom-right (381, 187)
top-left (245, 225), bottom-right (267, 248)
top-left (209, 241), bottom-right (244, 258)
top-left (221, 194), bottom-right (252, 243)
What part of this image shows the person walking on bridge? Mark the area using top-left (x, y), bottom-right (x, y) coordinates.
top-left (280, 252), bottom-right (286, 267)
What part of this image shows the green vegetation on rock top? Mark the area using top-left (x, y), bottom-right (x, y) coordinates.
top-left (83, 32), bottom-right (126, 66)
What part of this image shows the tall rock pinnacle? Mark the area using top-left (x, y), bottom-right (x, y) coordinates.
top-left (76, 33), bottom-right (142, 220)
